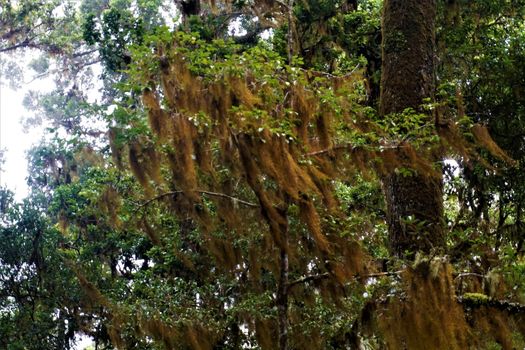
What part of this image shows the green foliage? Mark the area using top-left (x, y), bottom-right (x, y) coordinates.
top-left (83, 7), bottom-right (145, 72)
top-left (0, 189), bottom-right (83, 349)
top-left (4, 0), bottom-right (525, 348)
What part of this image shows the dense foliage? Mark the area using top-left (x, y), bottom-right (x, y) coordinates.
top-left (2, 0), bottom-right (525, 349)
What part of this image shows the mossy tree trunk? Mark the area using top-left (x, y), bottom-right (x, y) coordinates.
top-left (380, 0), bottom-right (445, 258)
top-left (277, 230), bottom-right (289, 350)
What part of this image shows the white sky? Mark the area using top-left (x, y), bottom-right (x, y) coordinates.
top-left (0, 82), bottom-right (46, 199)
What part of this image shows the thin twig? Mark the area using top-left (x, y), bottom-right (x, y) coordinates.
top-left (197, 190), bottom-right (259, 208)
top-left (136, 190), bottom-right (259, 210)
top-left (361, 270), bottom-right (404, 278)
top-left (137, 191), bottom-right (182, 209)
top-left (301, 64), bottom-right (361, 79)
top-left (24, 59), bottom-right (101, 84)
top-left (454, 272), bottom-right (484, 280)
top-left (306, 142), bottom-right (408, 157)
top-left (287, 269), bottom-right (404, 291)
top-left (287, 272), bottom-right (330, 289)
top-left (306, 144), bottom-right (352, 156)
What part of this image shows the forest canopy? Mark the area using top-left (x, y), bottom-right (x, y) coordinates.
top-left (1, 0), bottom-right (525, 349)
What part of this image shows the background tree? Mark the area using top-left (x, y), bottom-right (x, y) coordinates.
top-left (0, 189), bottom-right (87, 349)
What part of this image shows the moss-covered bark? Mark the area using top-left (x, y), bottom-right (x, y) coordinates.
top-left (378, 260), bottom-right (469, 350)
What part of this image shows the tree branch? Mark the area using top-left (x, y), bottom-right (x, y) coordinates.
top-left (71, 49), bottom-right (98, 58)
top-left (306, 144), bottom-right (353, 156)
top-left (0, 39), bottom-right (32, 53)
top-left (287, 272), bottom-right (330, 290)
top-left (287, 270), bottom-right (404, 292)
top-left (233, 24), bottom-right (274, 45)
top-left (457, 293), bottom-right (525, 313)
top-left (361, 270), bottom-right (404, 278)
top-left (301, 64), bottom-right (361, 79)
top-left (197, 190), bottom-right (259, 208)
top-left (137, 190), bottom-right (259, 210)
top-left (306, 142), bottom-right (409, 157)
top-left (454, 272), bottom-right (484, 280)
top-left (23, 59), bottom-right (101, 84)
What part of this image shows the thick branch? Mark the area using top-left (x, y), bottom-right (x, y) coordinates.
top-left (71, 49), bottom-right (98, 58)
top-left (0, 39), bottom-right (32, 53)
top-left (457, 293), bottom-right (525, 313)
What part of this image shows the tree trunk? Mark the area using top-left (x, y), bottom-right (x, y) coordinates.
top-left (380, 0), bottom-right (445, 258)
top-left (176, 0), bottom-right (201, 26)
top-left (277, 224), bottom-right (289, 350)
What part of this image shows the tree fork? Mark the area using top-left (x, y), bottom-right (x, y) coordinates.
top-left (379, 0), bottom-right (445, 258)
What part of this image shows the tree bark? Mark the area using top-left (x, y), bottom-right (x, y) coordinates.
top-left (380, 0), bottom-right (445, 258)
top-left (175, 0), bottom-right (201, 26)
top-left (277, 226), bottom-right (289, 350)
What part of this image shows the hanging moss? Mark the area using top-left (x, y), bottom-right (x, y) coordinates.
top-left (376, 260), bottom-right (470, 350)
top-left (96, 28), bottom-right (520, 349)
